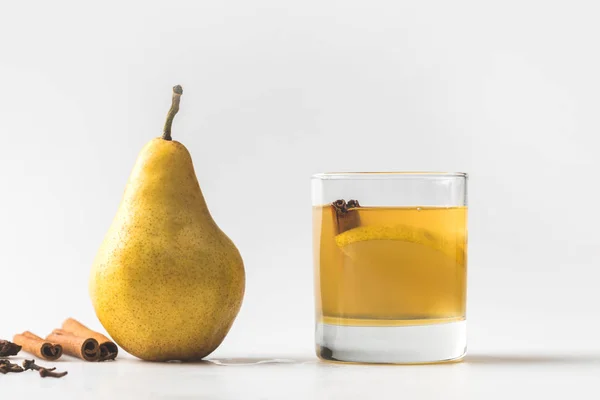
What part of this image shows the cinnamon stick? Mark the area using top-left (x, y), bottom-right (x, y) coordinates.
top-left (46, 330), bottom-right (100, 362)
top-left (12, 332), bottom-right (62, 361)
top-left (61, 318), bottom-right (118, 361)
top-left (332, 199), bottom-right (362, 234)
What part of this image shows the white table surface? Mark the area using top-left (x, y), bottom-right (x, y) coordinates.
top-left (2, 351), bottom-right (599, 399)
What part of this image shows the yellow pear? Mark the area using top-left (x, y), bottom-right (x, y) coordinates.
top-left (90, 86), bottom-right (245, 361)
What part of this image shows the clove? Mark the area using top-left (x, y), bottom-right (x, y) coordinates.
top-left (0, 359), bottom-right (24, 373)
top-left (39, 368), bottom-right (68, 378)
top-left (22, 359), bottom-right (67, 378)
top-left (0, 340), bottom-right (22, 357)
top-left (22, 359), bottom-right (56, 372)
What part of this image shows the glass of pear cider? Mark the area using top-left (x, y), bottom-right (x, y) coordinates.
top-left (312, 172), bottom-right (468, 364)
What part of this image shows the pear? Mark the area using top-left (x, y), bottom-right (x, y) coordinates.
top-left (90, 86), bottom-right (245, 361)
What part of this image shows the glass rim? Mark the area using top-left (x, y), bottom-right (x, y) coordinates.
top-left (312, 172), bottom-right (468, 180)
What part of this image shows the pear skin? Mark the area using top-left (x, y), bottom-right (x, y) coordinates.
top-left (90, 86), bottom-right (245, 361)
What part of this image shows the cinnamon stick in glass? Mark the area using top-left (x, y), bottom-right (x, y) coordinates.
top-left (61, 318), bottom-right (118, 361)
top-left (46, 330), bottom-right (100, 362)
top-left (332, 199), bottom-right (361, 234)
top-left (12, 331), bottom-right (62, 361)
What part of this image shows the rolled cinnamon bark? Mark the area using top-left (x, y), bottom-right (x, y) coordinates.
top-left (13, 331), bottom-right (62, 361)
top-left (332, 199), bottom-right (361, 234)
top-left (46, 330), bottom-right (100, 362)
top-left (62, 318), bottom-right (118, 361)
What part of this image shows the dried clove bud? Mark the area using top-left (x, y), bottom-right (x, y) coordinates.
top-left (0, 359), bottom-right (24, 373)
top-left (21, 359), bottom-right (67, 378)
top-left (39, 368), bottom-right (68, 378)
top-left (23, 359), bottom-right (56, 372)
top-left (0, 340), bottom-right (21, 357)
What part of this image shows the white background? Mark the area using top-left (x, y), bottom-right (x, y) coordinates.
top-left (1, 1), bottom-right (599, 398)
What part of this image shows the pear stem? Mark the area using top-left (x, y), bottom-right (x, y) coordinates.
top-left (162, 85), bottom-right (183, 141)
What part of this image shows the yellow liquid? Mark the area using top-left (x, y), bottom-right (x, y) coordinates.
top-left (313, 205), bottom-right (467, 327)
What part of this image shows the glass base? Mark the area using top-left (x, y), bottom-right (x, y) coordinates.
top-left (315, 320), bottom-right (466, 364)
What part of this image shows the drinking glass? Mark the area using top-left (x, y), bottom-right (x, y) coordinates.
top-left (312, 172), bottom-right (468, 364)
